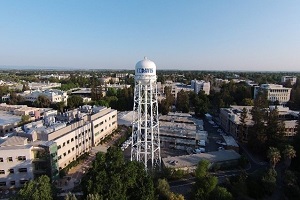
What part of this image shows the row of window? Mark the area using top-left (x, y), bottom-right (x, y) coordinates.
top-left (93, 115), bottom-right (116, 129)
top-left (0, 180), bottom-right (28, 186)
top-left (0, 168), bottom-right (27, 175)
top-left (57, 137), bottom-right (91, 149)
top-left (0, 156), bottom-right (26, 163)
top-left (58, 143), bottom-right (91, 160)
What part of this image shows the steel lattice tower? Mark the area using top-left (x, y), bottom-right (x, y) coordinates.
top-left (131, 57), bottom-right (161, 170)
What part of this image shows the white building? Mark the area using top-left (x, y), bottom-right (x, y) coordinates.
top-left (254, 84), bottom-right (291, 105)
top-left (191, 80), bottom-right (210, 95)
top-left (22, 89), bottom-right (68, 105)
top-left (0, 136), bottom-right (34, 188)
top-left (281, 76), bottom-right (297, 85)
top-left (0, 106), bottom-right (117, 188)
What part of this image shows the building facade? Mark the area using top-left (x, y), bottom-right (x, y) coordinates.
top-left (0, 105), bottom-right (118, 188)
top-left (254, 84), bottom-right (291, 105)
top-left (191, 80), bottom-right (210, 95)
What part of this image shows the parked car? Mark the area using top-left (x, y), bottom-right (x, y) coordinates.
top-left (218, 147), bottom-right (225, 151)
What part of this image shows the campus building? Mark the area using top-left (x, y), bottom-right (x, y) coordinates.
top-left (281, 76), bottom-right (297, 85)
top-left (219, 105), bottom-right (299, 141)
top-left (191, 79), bottom-right (210, 95)
top-left (21, 89), bottom-right (68, 105)
top-left (254, 84), bottom-right (291, 105)
top-left (0, 105), bottom-right (117, 189)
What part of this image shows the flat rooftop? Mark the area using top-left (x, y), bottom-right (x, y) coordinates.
top-left (163, 150), bottom-right (241, 169)
top-left (0, 111), bottom-right (22, 126)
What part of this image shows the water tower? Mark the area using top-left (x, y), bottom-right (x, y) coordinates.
top-left (131, 57), bottom-right (161, 169)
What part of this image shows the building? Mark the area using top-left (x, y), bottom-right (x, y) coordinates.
top-left (157, 81), bottom-right (193, 100)
top-left (219, 105), bottom-right (299, 141)
top-left (28, 82), bottom-right (62, 90)
top-left (281, 76), bottom-right (297, 85)
top-left (191, 80), bottom-right (210, 95)
top-left (159, 112), bottom-right (205, 150)
top-left (0, 105), bottom-right (117, 188)
top-left (254, 84), bottom-right (291, 105)
top-left (21, 89), bottom-right (68, 105)
top-left (162, 150), bottom-right (241, 173)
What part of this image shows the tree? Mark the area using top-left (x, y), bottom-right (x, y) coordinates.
top-left (283, 144), bottom-right (296, 168)
top-left (248, 94), bottom-right (267, 153)
top-left (67, 95), bottom-right (83, 109)
top-left (19, 114), bottom-right (31, 126)
top-left (176, 90), bottom-right (189, 113)
top-left (34, 95), bottom-right (51, 108)
top-left (238, 107), bottom-right (248, 141)
top-left (261, 168), bottom-right (277, 195)
top-left (267, 147), bottom-right (281, 169)
top-left (82, 147), bottom-right (155, 200)
top-left (157, 179), bottom-right (184, 200)
top-left (106, 88), bottom-right (117, 97)
top-left (265, 108), bottom-right (286, 148)
top-left (14, 175), bottom-right (53, 200)
top-left (86, 194), bottom-right (102, 200)
top-left (194, 91), bottom-right (210, 117)
top-left (65, 192), bottom-right (77, 200)
top-left (55, 101), bottom-right (65, 113)
top-left (192, 160), bottom-right (232, 200)
top-left (209, 186), bottom-right (233, 200)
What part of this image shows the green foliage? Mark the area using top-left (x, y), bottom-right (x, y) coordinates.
top-left (19, 114), bottom-right (31, 125)
top-left (261, 168), bottom-right (277, 195)
top-left (195, 160), bottom-right (210, 178)
top-left (106, 88), bottom-right (117, 96)
top-left (8, 91), bottom-right (26, 105)
top-left (159, 86), bottom-right (174, 114)
top-left (156, 178), bottom-right (185, 200)
top-left (86, 193), bottom-right (102, 200)
top-left (191, 160), bottom-right (232, 200)
top-left (176, 90), bottom-right (190, 113)
top-left (193, 91), bottom-right (210, 117)
top-left (82, 147), bottom-right (155, 200)
top-left (267, 147), bottom-right (281, 168)
top-left (283, 170), bottom-right (300, 199)
top-left (68, 95), bottom-right (83, 109)
top-left (34, 95), bottom-right (51, 108)
top-left (65, 192), bottom-right (77, 200)
top-left (13, 175), bottom-right (53, 200)
top-left (209, 186), bottom-right (233, 200)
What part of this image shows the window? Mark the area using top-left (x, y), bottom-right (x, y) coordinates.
top-left (0, 182), bottom-right (6, 186)
top-left (63, 153), bottom-right (66, 157)
top-left (9, 169), bottom-right (14, 174)
top-left (63, 142), bottom-right (65, 147)
top-left (57, 145), bottom-right (61, 150)
top-left (76, 145), bottom-right (78, 149)
top-left (18, 156), bottom-right (26, 161)
top-left (8, 157), bottom-right (13, 162)
top-left (18, 168), bottom-right (27, 173)
top-left (58, 155), bottom-right (62, 160)
top-left (67, 140), bottom-right (70, 144)
top-left (72, 147), bottom-right (74, 151)
top-left (0, 157), bottom-right (3, 162)
top-left (71, 138), bottom-right (74, 142)
top-left (20, 180), bottom-right (28, 185)
top-left (75, 136), bottom-right (78, 139)
top-left (68, 150), bottom-right (70, 154)
top-left (0, 170), bottom-right (5, 174)
top-left (10, 181), bottom-right (15, 186)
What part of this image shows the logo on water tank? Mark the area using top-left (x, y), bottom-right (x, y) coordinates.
top-left (137, 68), bottom-right (153, 74)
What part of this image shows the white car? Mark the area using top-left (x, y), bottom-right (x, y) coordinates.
top-left (218, 147), bottom-right (225, 151)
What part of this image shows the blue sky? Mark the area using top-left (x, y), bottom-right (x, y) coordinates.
top-left (0, 0), bottom-right (299, 71)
